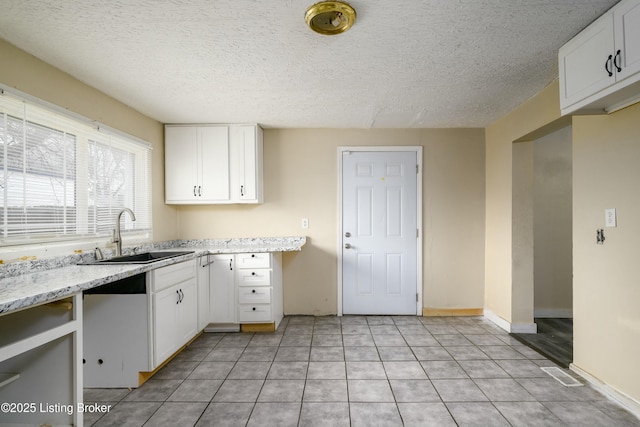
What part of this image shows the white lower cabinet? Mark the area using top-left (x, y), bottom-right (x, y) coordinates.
top-left (83, 259), bottom-right (198, 388)
top-left (236, 252), bottom-right (283, 328)
top-left (84, 292), bottom-right (149, 388)
top-left (207, 252), bottom-right (283, 330)
top-left (197, 254), bottom-right (211, 331)
top-left (150, 259), bottom-right (198, 369)
top-left (209, 254), bottom-right (237, 326)
top-left (0, 294), bottom-right (83, 426)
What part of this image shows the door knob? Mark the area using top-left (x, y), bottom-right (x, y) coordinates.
top-left (344, 243), bottom-right (351, 249)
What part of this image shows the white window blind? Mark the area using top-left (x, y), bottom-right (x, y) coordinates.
top-left (0, 90), bottom-right (152, 245)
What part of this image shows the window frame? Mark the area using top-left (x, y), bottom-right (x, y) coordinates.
top-left (0, 87), bottom-right (153, 248)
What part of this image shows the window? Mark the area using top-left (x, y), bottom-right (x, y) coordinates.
top-left (0, 90), bottom-right (152, 246)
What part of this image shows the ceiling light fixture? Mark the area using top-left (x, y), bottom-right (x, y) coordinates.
top-left (305, 1), bottom-right (357, 36)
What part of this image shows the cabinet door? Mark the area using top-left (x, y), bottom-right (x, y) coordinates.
top-left (176, 277), bottom-right (198, 344)
top-left (614, 0), bottom-right (640, 80)
top-left (237, 125), bottom-right (259, 202)
top-left (165, 126), bottom-right (198, 203)
top-left (153, 284), bottom-right (180, 366)
top-left (210, 255), bottom-right (236, 323)
top-left (199, 126), bottom-right (230, 201)
top-left (559, 13), bottom-right (615, 110)
top-left (197, 255), bottom-right (210, 330)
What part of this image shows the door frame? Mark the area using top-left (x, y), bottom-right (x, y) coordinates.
top-left (337, 146), bottom-right (423, 316)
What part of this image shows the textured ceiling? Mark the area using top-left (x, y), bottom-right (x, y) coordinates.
top-left (0, 0), bottom-right (619, 128)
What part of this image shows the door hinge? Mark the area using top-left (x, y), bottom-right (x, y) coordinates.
top-left (416, 228), bottom-right (419, 238)
top-left (416, 164), bottom-right (419, 174)
top-left (416, 293), bottom-right (419, 302)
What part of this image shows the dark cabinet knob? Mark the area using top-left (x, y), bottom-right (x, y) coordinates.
top-left (252, 289), bottom-right (256, 293)
top-left (98, 359), bottom-right (104, 365)
top-left (605, 54), bottom-right (614, 77)
top-left (614, 49), bottom-right (622, 72)
top-left (252, 307), bottom-right (256, 311)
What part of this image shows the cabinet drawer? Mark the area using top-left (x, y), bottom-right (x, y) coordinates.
top-left (236, 253), bottom-right (270, 269)
top-left (237, 269), bottom-right (271, 287)
top-left (152, 260), bottom-right (196, 292)
top-left (238, 286), bottom-right (271, 304)
top-left (238, 304), bottom-right (272, 322)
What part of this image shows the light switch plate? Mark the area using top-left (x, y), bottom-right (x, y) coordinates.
top-left (605, 208), bottom-right (616, 227)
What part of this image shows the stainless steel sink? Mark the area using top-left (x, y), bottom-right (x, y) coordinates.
top-left (80, 250), bottom-right (194, 265)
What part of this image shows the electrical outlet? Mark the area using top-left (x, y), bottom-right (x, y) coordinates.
top-left (301, 218), bottom-right (309, 229)
top-left (605, 208), bottom-right (616, 227)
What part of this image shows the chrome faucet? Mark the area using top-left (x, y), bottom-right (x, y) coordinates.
top-left (113, 208), bottom-right (136, 256)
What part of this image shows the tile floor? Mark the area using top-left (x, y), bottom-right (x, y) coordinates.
top-left (84, 316), bottom-right (640, 426)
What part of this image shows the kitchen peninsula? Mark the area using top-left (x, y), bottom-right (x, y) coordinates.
top-left (0, 236), bottom-right (305, 426)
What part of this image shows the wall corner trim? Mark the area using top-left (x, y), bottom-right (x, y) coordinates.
top-left (484, 309), bottom-right (537, 333)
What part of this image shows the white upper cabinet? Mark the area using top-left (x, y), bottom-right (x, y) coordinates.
top-left (165, 125), bottom-right (230, 203)
top-left (614, 0), bottom-right (640, 80)
top-left (559, 0), bottom-right (640, 115)
top-left (165, 124), bottom-right (263, 204)
top-left (230, 125), bottom-right (264, 203)
top-left (559, 14), bottom-right (614, 110)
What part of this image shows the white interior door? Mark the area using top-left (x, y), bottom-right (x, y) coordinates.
top-left (341, 149), bottom-right (419, 315)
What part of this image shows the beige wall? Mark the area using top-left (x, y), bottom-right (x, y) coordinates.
top-left (511, 140), bottom-right (535, 326)
top-left (486, 79), bottom-right (640, 403)
top-left (533, 126), bottom-right (572, 316)
top-left (176, 128), bottom-right (486, 315)
top-left (573, 103), bottom-right (640, 403)
top-left (485, 81), bottom-right (562, 325)
top-left (0, 39), bottom-right (178, 243)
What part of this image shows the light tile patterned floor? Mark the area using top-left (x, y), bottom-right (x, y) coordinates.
top-left (84, 316), bottom-right (640, 426)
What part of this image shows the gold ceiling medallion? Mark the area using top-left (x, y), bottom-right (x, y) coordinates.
top-left (305, 1), bottom-right (357, 36)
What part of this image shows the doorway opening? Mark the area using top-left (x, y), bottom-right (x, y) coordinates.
top-left (511, 125), bottom-right (573, 367)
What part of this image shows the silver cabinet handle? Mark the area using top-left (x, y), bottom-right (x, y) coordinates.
top-left (344, 243), bottom-right (351, 249)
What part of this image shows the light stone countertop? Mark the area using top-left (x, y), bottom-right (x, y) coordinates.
top-left (0, 236), bottom-right (306, 315)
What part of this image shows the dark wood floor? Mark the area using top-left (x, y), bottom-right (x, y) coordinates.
top-left (511, 318), bottom-right (573, 368)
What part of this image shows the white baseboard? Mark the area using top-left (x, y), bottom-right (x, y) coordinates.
top-left (534, 308), bottom-right (573, 318)
top-left (484, 309), bottom-right (537, 333)
top-left (571, 363), bottom-right (640, 421)
top-left (484, 309), bottom-right (511, 332)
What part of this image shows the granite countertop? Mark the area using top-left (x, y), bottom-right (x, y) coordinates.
top-left (0, 236), bottom-right (306, 315)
